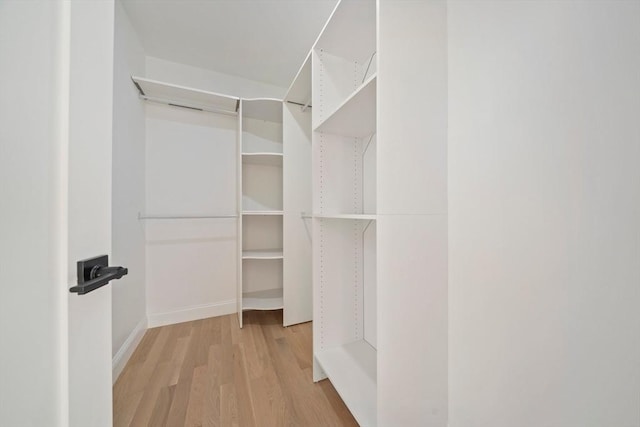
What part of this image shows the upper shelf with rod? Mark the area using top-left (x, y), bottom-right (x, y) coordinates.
top-left (284, 51), bottom-right (312, 111)
top-left (131, 76), bottom-right (239, 116)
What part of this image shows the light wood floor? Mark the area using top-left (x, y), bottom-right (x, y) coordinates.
top-left (113, 310), bottom-right (358, 426)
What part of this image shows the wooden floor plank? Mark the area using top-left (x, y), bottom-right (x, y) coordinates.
top-left (202, 345), bottom-right (222, 427)
top-left (284, 322), bottom-right (313, 370)
top-left (220, 383), bottom-right (239, 427)
top-left (148, 384), bottom-right (175, 427)
top-left (232, 343), bottom-right (257, 427)
top-left (113, 312), bottom-right (358, 427)
top-left (165, 321), bottom-right (202, 426)
top-left (112, 388), bottom-right (143, 427)
top-left (184, 365), bottom-right (208, 427)
top-left (128, 361), bottom-right (172, 426)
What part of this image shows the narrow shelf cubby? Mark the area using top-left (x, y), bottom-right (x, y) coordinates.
top-left (238, 98), bottom-right (284, 327)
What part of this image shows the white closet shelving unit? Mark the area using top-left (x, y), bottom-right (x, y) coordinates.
top-left (311, 1), bottom-right (378, 426)
top-left (133, 75), bottom-right (313, 331)
top-left (237, 98), bottom-right (285, 327)
top-left (307, 1), bottom-right (448, 425)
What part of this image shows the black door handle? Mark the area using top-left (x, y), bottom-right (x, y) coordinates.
top-left (69, 255), bottom-right (128, 295)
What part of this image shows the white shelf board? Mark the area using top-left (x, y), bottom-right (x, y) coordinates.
top-left (315, 75), bottom-right (376, 138)
top-left (315, 340), bottom-right (377, 427)
top-left (284, 52), bottom-right (312, 106)
top-left (242, 152), bottom-right (283, 167)
top-left (242, 210), bottom-right (284, 216)
top-left (243, 288), bottom-right (284, 311)
top-left (131, 76), bottom-right (238, 114)
top-left (242, 249), bottom-right (283, 260)
top-left (314, 0), bottom-right (376, 64)
top-left (242, 98), bottom-right (283, 123)
top-left (313, 213), bottom-right (377, 220)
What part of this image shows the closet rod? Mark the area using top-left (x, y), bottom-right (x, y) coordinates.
top-left (138, 213), bottom-right (238, 220)
top-left (141, 95), bottom-right (238, 117)
top-left (286, 100), bottom-right (313, 109)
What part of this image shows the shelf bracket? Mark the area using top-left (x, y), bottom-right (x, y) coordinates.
top-left (362, 133), bottom-right (375, 157)
top-left (301, 96), bottom-right (312, 113)
top-left (362, 219), bottom-right (374, 235)
top-left (300, 212), bottom-right (313, 242)
top-left (362, 51), bottom-right (377, 84)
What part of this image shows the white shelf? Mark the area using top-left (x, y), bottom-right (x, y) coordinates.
top-left (314, 0), bottom-right (376, 64)
top-left (313, 213), bottom-right (377, 220)
top-left (131, 76), bottom-right (238, 114)
top-left (242, 210), bottom-right (284, 216)
top-left (284, 52), bottom-right (312, 107)
top-left (242, 98), bottom-right (283, 123)
top-left (242, 249), bottom-right (283, 260)
top-left (242, 288), bottom-right (284, 311)
top-left (316, 340), bottom-right (377, 427)
top-left (315, 74), bottom-right (376, 138)
top-left (242, 152), bottom-right (283, 167)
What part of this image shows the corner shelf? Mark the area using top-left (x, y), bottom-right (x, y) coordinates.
top-left (242, 152), bottom-right (283, 167)
top-left (314, 74), bottom-right (376, 138)
top-left (131, 76), bottom-right (239, 115)
top-left (242, 249), bottom-right (283, 260)
top-left (315, 340), bottom-right (377, 427)
top-left (242, 288), bottom-right (284, 311)
top-left (242, 98), bottom-right (283, 122)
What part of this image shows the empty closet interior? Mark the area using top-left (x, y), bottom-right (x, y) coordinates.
top-left (112, 0), bottom-right (445, 425)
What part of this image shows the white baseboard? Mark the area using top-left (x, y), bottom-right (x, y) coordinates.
top-left (147, 299), bottom-right (236, 328)
top-left (112, 317), bottom-right (147, 384)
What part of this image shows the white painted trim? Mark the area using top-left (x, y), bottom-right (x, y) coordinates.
top-left (112, 317), bottom-right (147, 383)
top-left (147, 299), bottom-right (236, 328)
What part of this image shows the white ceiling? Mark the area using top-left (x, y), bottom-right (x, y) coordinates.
top-left (121, 0), bottom-right (338, 89)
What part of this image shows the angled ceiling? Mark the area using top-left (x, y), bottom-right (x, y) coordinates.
top-left (121, 0), bottom-right (338, 89)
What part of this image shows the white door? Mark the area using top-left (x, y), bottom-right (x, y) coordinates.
top-left (0, 1), bottom-right (115, 426)
top-left (66, 1), bottom-right (116, 426)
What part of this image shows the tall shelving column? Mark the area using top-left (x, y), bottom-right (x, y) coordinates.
top-left (310, 1), bottom-right (378, 426)
top-left (238, 98), bottom-right (284, 328)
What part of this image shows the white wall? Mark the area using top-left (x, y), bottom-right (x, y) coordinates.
top-left (111, 0), bottom-right (147, 380)
top-left (0, 2), bottom-right (67, 425)
top-left (145, 103), bottom-right (238, 326)
top-left (448, 2), bottom-right (640, 426)
top-left (146, 56), bottom-right (287, 99)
